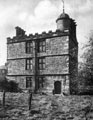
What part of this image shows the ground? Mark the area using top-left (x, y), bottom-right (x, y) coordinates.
top-left (0, 92), bottom-right (93, 120)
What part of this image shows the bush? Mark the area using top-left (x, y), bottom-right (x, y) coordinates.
top-left (0, 78), bottom-right (22, 93)
top-left (8, 80), bottom-right (22, 93)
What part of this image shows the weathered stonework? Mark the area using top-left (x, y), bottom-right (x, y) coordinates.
top-left (7, 12), bottom-right (78, 95)
top-left (69, 35), bottom-right (78, 94)
top-left (8, 59), bottom-right (33, 75)
top-left (38, 76), bottom-right (69, 94)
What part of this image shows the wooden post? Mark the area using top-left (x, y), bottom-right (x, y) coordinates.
top-left (2, 90), bottom-right (5, 107)
top-left (28, 89), bottom-right (32, 110)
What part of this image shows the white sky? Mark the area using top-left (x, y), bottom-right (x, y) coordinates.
top-left (0, 0), bottom-right (93, 66)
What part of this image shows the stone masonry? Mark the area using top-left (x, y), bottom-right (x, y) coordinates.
top-left (7, 12), bottom-right (78, 95)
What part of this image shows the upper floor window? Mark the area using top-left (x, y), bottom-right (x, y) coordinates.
top-left (38, 58), bottom-right (45, 70)
top-left (38, 40), bottom-right (46, 52)
top-left (26, 77), bottom-right (32, 88)
top-left (26, 42), bottom-right (33, 53)
top-left (26, 59), bottom-right (32, 70)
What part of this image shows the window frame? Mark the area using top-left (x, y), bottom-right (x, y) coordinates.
top-left (26, 41), bottom-right (33, 53)
top-left (38, 40), bottom-right (46, 52)
top-left (26, 58), bottom-right (33, 70)
top-left (38, 57), bottom-right (45, 70)
top-left (26, 77), bottom-right (32, 88)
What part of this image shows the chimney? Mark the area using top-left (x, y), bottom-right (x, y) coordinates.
top-left (15, 26), bottom-right (25, 37)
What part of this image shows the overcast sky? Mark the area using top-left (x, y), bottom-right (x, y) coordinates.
top-left (0, 0), bottom-right (93, 66)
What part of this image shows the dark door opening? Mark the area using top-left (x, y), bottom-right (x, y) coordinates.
top-left (54, 81), bottom-right (61, 94)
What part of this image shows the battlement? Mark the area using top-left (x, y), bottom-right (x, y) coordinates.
top-left (7, 27), bottom-right (69, 44)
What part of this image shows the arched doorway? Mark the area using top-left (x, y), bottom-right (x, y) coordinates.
top-left (54, 81), bottom-right (61, 94)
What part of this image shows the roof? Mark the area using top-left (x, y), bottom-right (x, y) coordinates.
top-left (56, 13), bottom-right (70, 22)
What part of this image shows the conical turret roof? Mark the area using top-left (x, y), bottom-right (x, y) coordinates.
top-left (56, 12), bottom-right (69, 22)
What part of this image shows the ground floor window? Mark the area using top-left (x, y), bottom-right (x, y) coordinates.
top-left (26, 77), bottom-right (32, 88)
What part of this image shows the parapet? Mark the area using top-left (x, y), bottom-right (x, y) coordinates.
top-left (7, 27), bottom-right (70, 44)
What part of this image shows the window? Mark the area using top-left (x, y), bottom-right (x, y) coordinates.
top-left (26, 77), bottom-right (32, 88)
top-left (38, 40), bottom-right (46, 52)
top-left (26, 59), bottom-right (33, 70)
top-left (38, 77), bottom-right (45, 89)
top-left (38, 58), bottom-right (45, 70)
top-left (26, 42), bottom-right (33, 53)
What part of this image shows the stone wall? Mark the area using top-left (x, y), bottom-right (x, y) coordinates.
top-left (7, 36), bottom-right (69, 59)
top-left (7, 34), bottom-right (70, 89)
top-left (8, 59), bottom-right (34, 75)
top-left (7, 29), bottom-right (72, 93)
top-left (38, 56), bottom-right (69, 75)
top-left (37, 75), bottom-right (69, 94)
top-left (7, 75), bottom-right (69, 94)
top-left (46, 36), bottom-right (69, 55)
top-left (7, 42), bottom-right (34, 59)
top-left (69, 36), bottom-right (78, 94)
top-left (7, 56), bottom-right (69, 76)
top-left (7, 36), bottom-right (69, 75)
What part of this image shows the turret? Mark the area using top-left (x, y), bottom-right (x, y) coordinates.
top-left (56, 12), bottom-right (77, 39)
top-left (56, 13), bottom-right (70, 31)
top-left (56, 0), bottom-right (76, 38)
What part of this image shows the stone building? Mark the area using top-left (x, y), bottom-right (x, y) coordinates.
top-left (7, 10), bottom-right (78, 95)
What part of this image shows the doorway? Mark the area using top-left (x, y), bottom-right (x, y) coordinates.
top-left (54, 81), bottom-right (61, 94)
